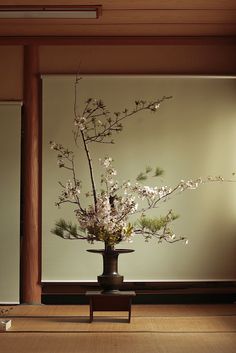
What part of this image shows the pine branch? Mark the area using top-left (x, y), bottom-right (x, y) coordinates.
top-left (51, 219), bottom-right (88, 240)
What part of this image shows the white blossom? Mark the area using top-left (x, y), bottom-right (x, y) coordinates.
top-left (57, 159), bottom-right (64, 167)
top-left (74, 116), bottom-right (87, 131)
top-left (50, 141), bottom-right (57, 150)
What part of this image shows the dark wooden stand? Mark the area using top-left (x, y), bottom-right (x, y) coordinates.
top-left (86, 291), bottom-right (136, 323)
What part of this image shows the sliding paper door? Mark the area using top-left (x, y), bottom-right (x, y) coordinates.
top-left (0, 103), bottom-right (21, 303)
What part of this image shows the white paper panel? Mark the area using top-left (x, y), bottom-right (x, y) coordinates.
top-left (0, 103), bottom-right (21, 303)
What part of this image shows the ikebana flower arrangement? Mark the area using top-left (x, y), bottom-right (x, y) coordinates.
top-left (50, 77), bottom-right (228, 247)
top-left (50, 77), bottom-right (230, 291)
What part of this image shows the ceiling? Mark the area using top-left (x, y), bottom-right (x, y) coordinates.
top-left (0, 0), bottom-right (236, 37)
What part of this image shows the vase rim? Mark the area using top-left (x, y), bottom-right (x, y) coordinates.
top-left (87, 249), bottom-right (134, 254)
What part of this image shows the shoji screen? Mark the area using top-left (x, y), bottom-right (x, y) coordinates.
top-left (0, 103), bottom-right (21, 303)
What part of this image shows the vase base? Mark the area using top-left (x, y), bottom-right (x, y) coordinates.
top-left (100, 289), bottom-right (122, 294)
top-left (98, 274), bottom-right (124, 293)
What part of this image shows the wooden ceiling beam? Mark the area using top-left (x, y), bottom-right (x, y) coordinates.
top-left (3, 1), bottom-right (236, 11)
top-left (0, 10), bottom-right (236, 24)
top-left (0, 24), bottom-right (236, 37)
top-left (0, 36), bottom-right (236, 46)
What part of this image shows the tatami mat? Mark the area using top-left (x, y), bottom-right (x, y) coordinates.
top-left (0, 305), bottom-right (236, 353)
top-left (3, 315), bottom-right (236, 333)
top-left (0, 332), bottom-right (236, 353)
top-left (2, 304), bottom-right (236, 317)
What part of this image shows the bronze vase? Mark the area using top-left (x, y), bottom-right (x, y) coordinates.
top-left (87, 244), bottom-right (134, 292)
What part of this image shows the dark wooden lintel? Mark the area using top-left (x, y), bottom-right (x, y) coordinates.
top-left (42, 281), bottom-right (236, 295)
top-left (0, 36), bottom-right (236, 46)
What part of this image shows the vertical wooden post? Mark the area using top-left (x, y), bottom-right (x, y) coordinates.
top-left (21, 45), bottom-right (41, 304)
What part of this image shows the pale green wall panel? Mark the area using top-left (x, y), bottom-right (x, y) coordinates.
top-left (42, 76), bottom-right (236, 282)
top-left (0, 103), bottom-right (21, 303)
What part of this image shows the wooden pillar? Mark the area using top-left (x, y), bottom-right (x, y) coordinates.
top-left (21, 45), bottom-right (41, 304)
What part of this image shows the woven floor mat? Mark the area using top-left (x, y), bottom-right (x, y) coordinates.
top-left (2, 304), bottom-right (236, 317)
top-left (5, 315), bottom-right (236, 332)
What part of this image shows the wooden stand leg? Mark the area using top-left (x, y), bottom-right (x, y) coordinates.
top-left (89, 298), bottom-right (93, 323)
top-left (128, 298), bottom-right (132, 323)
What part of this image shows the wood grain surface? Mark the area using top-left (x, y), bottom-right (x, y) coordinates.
top-left (21, 45), bottom-right (41, 304)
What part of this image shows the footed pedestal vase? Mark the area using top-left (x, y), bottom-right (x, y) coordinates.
top-left (87, 245), bottom-right (134, 292)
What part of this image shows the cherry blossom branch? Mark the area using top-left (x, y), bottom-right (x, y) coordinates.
top-left (49, 141), bottom-right (84, 212)
top-left (84, 96), bottom-right (172, 144)
top-left (80, 130), bottom-right (97, 211)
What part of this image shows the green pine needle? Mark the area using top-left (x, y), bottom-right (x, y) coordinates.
top-left (138, 212), bottom-right (179, 233)
top-left (145, 166), bottom-right (153, 174)
top-left (51, 218), bottom-right (81, 238)
top-left (154, 167), bottom-right (164, 177)
top-left (136, 172), bottom-right (147, 181)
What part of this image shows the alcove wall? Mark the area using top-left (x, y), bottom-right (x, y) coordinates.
top-left (42, 75), bottom-right (236, 281)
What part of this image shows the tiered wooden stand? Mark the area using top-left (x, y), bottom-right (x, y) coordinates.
top-left (86, 291), bottom-right (136, 323)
